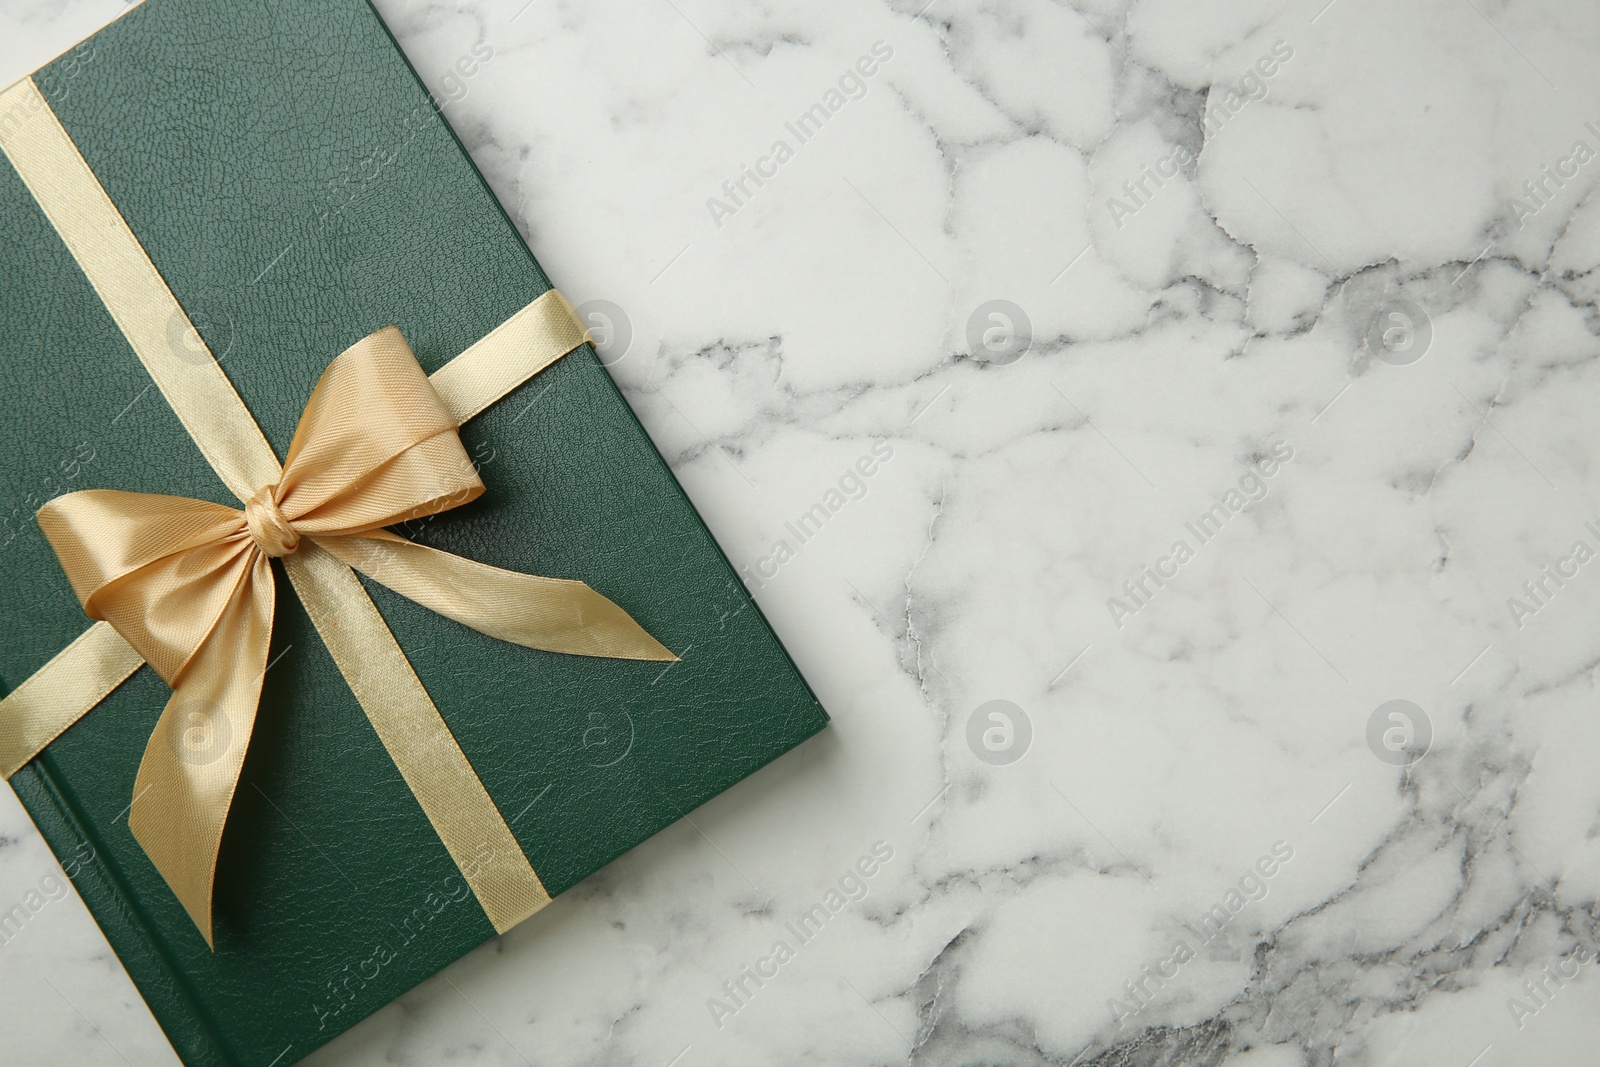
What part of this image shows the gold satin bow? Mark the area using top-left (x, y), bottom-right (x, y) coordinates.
top-left (36, 326), bottom-right (673, 941)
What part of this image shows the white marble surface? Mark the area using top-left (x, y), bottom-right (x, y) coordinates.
top-left (5, 0), bottom-right (1600, 1063)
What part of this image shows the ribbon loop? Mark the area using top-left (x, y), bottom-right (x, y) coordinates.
top-left (38, 491), bottom-right (252, 685)
top-left (277, 326), bottom-right (481, 533)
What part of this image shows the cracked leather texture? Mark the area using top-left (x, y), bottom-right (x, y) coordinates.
top-left (0, 0), bottom-right (828, 1062)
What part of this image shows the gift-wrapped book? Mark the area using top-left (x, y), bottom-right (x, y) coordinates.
top-left (0, 0), bottom-right (828, 1062)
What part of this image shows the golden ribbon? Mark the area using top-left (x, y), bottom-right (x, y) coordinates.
top-left (0, 76), bottom-right (674, 946)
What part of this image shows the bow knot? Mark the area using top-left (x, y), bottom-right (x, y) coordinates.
top-left (244, 485), bottom-right (298, 557)
top-left (34, 324), bottom-right (674, 943)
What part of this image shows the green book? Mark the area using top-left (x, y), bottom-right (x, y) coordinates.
top-left (0, 0), bottom-right (827, 1063)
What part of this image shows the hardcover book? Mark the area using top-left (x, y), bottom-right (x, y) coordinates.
top-left (0, 0), bottom-right (828, 1063)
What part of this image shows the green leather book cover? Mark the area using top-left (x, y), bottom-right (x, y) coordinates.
top-left (0, 0), bottom-right (827, 1062)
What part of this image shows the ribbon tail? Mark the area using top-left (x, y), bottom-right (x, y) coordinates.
top-left (315, 532), bottom-right (677, 662)
top-left (128, 553), bottom-right (275, 948)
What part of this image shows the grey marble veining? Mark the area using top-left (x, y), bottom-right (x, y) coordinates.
top-left (3, 0), bottom-right (1600, 1064)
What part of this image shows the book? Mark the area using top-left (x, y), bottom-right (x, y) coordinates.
top-left (0, 0), bottom-right (828, 1062)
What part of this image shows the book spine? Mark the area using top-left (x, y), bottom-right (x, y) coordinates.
top-left (9, 756), bottom-right (235, 1066)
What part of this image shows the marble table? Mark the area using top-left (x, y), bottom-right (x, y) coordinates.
top-left (3, 0), bottom-right (1600, 1063)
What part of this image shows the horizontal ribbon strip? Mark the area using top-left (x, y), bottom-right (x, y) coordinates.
top-left (0, 622), bottom-right (143, 780)
top-left (0, 286), bottom-right (593, 779)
